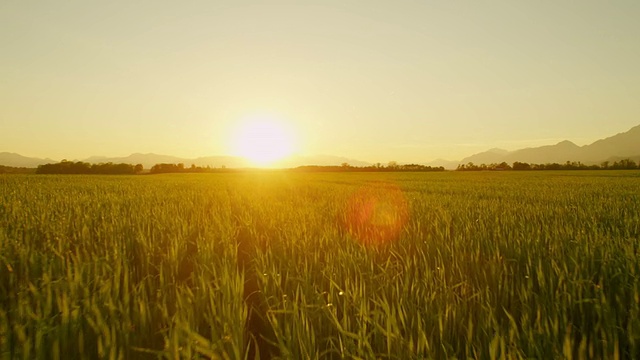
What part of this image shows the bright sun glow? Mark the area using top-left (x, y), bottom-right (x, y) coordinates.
top-left (230, 114), bottom-right (296, 167)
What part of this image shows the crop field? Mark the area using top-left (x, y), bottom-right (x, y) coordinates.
top-left (1, 171), bottom-right (640, 359)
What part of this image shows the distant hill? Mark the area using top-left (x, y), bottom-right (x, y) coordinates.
top-left (84, 153), bottom-right (263, 168)
top-left (423, 158), bottom-right (460, 170)
top-left (84, 153), bottom-right (197, 168)
top-left (276, 155), bottom-right (371, 168)
top-left (582, 125), bottom-right (640, 160)
top-left (459, 148), bottom-right (512, 166)
top-left (459, 124), bottom-right (640, 166)
top-left (80, 153), bottom-right (370, 169)
top-left (0, 152), bottom-right (55, 168)
top-left (0, 151), bottom-right (371, 169)
top-left (3, 124), bottom-right (639, 169)
top-left (192, 156), bottom-right (253, 168)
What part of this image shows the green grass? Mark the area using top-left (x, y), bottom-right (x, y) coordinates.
top-left (1, 171), bottom-right (639, 359)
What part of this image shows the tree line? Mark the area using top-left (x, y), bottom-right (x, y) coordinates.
top-left (0, 165), bottom-right (35, 174)
top-left (33, 161), bottom-right (224, 174)
top-left (292, 162), bottom-right (445, 172)
top-left (36, 160), bottom-right (143, 174)
top-left (30, 160), bottom-right (446, 174)
top-left (150, 162), bottom-right (447, 173)
top-left (456, 159), bottom-right (639, 171)
top-left (19, 158), bottom-right (640, 175)
top-left (149, 163), bottom-right (220, 174)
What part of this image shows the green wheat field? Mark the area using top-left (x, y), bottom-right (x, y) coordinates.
top-left (1, 171), bottom-right (639, 359)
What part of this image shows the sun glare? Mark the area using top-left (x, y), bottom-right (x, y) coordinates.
top-left (230, 114), bottom-right (296, 167)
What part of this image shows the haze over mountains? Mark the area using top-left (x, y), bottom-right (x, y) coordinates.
top-left (452, 124), bottom-right (640, 167)
top-left (0, 152), bottom-right (371, 170)
top-left (0, 153), bottom-right (57, 168)
top-left (2, 125), bottom-right (639, 169)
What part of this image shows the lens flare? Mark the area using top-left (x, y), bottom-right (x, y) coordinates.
top-left (343, 182), bottom-right (409, 245)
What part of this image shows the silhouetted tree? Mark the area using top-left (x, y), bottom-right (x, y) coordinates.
top-left (611, 159), bottom-right (637, 169)
top-left (513, 162), bottom-right (531, 170)
top-left (0, 165), bottom-right (34, 174)
top-left (37, 161), bottom-right (135, 174)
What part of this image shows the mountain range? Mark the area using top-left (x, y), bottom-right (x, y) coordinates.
top-left (0, 153), bottom-right (57, 168)
top-left (453, 124), bottom-right (640, 167)
top-left (0, 152), bottom-right (371, 169)
top-left (2, 124), bottom-right (639, 169)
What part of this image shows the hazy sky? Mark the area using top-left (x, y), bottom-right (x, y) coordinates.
top-left (2, 1), bottom-right (639, 163)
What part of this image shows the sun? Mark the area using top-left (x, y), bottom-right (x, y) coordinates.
top-left (230, 114), bottom-right (296, 167)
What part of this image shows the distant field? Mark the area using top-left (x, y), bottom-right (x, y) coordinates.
top-left (1, 171), bottom-right (639, 359)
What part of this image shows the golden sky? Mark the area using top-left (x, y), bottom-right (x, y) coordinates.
top-left (2, 1), bottom-right (639, 163)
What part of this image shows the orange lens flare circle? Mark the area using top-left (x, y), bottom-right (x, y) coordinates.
top-left (344, 182), bottom-right (409, 246)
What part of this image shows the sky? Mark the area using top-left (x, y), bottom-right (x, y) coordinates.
top-left (2, 1), bottom-right (640, 163)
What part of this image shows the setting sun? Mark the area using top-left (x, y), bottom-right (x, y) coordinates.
top-left (230, 114), bottom-right (296, 166)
